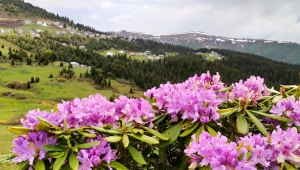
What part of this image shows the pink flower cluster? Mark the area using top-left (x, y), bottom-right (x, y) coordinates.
top-left (77, 135), bottom-right (116, 170)
top-left (21, 94), bottom-right (154, 130)
top-left (185, 126), bottom-right (300, 169)
top-left (270, 96), bottom-right (300, 126)
top-left (144, 71), bottom-right (224, 123)
top-left (12, 131), bottom-right (56, 166)
top-left (229, 76), bottom-right (270, 106)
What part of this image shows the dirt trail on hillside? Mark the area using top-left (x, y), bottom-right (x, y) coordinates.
top-left (0, 18), bottom-right (23, 28)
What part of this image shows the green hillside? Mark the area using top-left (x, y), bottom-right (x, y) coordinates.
top-left (245, 43), bottom-right (300, 64)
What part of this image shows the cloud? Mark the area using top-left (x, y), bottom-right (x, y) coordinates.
top-left (92, 13), bottom-right (103, 19)
top-left (297, 15), bottom-right (300, 23)
top-left (109, 14), bottom-right (137, 22)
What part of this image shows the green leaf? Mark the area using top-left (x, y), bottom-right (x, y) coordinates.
top-left (128, 145), bottom-right (147, 165)
top-left (104, 136), bottom-right (122, 143)
top-left (219, 108), bottom-right (238, 119)
top-left (53, 152), bottom-right (66, 158)
top-left (7, 127), bottom-right (31, 135)
top-left (77, 141), bottom-right (100, 149)
top-left (160, 121), bottom-right (183, 147)
top-left (159, 146), bottom-right (166, 162)
top-left (143, 127), bottom-right (169, 140)
top-left (132, 128), bottom-right (144, 134)
top-left (52, 130), bottom-right (64, 135)
top-left (206, 125), bottom-right (217, 137)
top-left (78, 131), bottom-right (97, 138)
top-left (109, 161), bottom-right (128, 170)
top-left (53, 151), bottom-right (68, 170)
top-left (195, 125), bottom-right (205, 142)
top-left (71, 146), bottom-right (78, 152)
top-left (42, 145), bottom-right (66, 152)
top-left (122, 134), bottom-right (129, 148)
top-left (35, 160), bottom-right (45, 170)
top-left (216, 85), bottom-right (232, 92)
top-left (250, 110), bottom-right (292, 122)
top-left (36, 116), bottom-right (58, 128)
top-left (153, 114), bottom-right (167, 124)
top-left (178, 157), bottom-right (188, 170)
top-left (128, 133), bottom-right (159, 145)
top-left (246, 110), bottom-right (268, 136)
top-left (246, 152), bottom-right (252, 161)
top-left (179, 122), bottom-right (199, 137)
top-left (236, 115), bottom-right (249, 135)
top-left (10, 161), bottom-right (29, 170)
top-left (272, 95), bottom-right (283, 103)
top-left (46, 151), bottom-right (60, 157)
top-left (69, 152), bottom-right (79, 170)
top-left (90, 126), bottom-right (122, 135)
top-left (284, 162), bottom-right (296, 170)
top-left (36, 121), bottom-right (50, 132)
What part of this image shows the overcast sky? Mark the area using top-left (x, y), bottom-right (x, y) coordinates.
top-left (24, 0), bottom-right (300, 43)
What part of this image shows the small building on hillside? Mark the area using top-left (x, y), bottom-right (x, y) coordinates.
top-left (79, 46), bottom-right (85, 49)
top-left (53, 22), bottom-right (60, 26)
top-left (25, 20), bottom-right (31, 25)
top-left (0, 30), bottom-right (4, 33)
top-left (70, 62), bottom-right (79, 67)
top-left (119, 50), bottom-right (125, 54)
top-left (144, 51), bottom-right (151, 55)
top-left (36, 29), bottom-right (42, 33)
top-left (37, 21), bottom-right (42, 25)
top-left (107, 52), bottom-right (115, 56)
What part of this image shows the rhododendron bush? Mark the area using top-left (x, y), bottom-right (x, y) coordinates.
top-left (7, 71), bottom-right (300, 170)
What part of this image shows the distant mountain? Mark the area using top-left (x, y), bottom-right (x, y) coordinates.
top-left (112, 30), bottom-right (300, 64)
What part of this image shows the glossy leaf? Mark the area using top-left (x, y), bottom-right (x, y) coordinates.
top-left (52, 152), bottom-right (65, 158)
top-left (104, 136), bottom-right (122, 143)
top-left (36, 116), bottom-right (58, 128)
top-left (129, 133), bottom-right (159, 145)
top-left (91, 126), bottom-right (122, 135)
top-left (77, 141), bottom-right (100, 149)
top-left (78, 131), bottom-right (97, 138)
top-left (178, 157), bottom-right (188, 170)
top-left (35, 160), bottom-right (45, 170)
top-left (250, 110), bottom-right (292, 122)
top-left (246, 110), bottom-right (268, 136)
top-left (53, 151), bottom-right (68, 170)
top-left (160, 121), bottom-right (183, 147)
top-left (284, 162), bottom-right (296, 170)
top-left (195, 125), bottom-right (205, 142)
top-left (42, 145), bottom-right (66, 152)
top-left (69, 152), bottom-right (79, 170)
top-left (179, 122), bottom-right (199, 137)
top-left (206, 125), bottom-right (217, 137)
top-left (122, 134), bottom-right (129, 148)
top-left (36, 121), bottom-right (50, 132)
top-left (272, 95), bottom-right (283, 103)
top-left (7, 126), bottom-right (31, 135)
top-left (236, 115), bottom-right (249, 134)
top-left (128, 145), bottom-right (147, 165)
top-left (219, 108), bottom-right (238, 119)
top-left (109, 161), bottom-right (128, 170)
top-left (143, 127), bottom-right (169, 140)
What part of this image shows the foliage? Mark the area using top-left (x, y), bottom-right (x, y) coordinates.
top-left (7, 71), bottom-right (300, 169)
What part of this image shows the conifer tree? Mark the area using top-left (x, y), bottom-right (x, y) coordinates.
top-left (27, 81), bottom-right (30, 89)
top-left (129, 87), bottom-right (134, 94)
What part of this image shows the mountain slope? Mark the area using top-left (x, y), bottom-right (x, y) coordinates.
top-left (113, 31), bottom-right (300, 64)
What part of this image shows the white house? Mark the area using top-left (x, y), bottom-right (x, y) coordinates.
top-left (0, 30), bottom-right (4, 33)
top-left (37, 21), bottom-right (42, 25)
top-left (61, 43), bottom-right (67, 46)
top-left (36, 29), bottom-right (42, 33)
top-left (53, 22), bottom-right (60, 26)
top-left (79, 46), bottom-right (85, 49)
top-left (119, 50), bottom-right (125, 54)
top-left (107, 52), bottom-right (115, 56)
top-left (25, 20), bottom-right (31, 25)
top-left (70, 62), bottom-right (79, 67)
top-left (42, 23), bottom-right (47, 27)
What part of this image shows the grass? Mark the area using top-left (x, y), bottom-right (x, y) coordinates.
top-left (130, 55), bottom-right (148, 61)
top-left (0, 38), bottom-right (21, 56)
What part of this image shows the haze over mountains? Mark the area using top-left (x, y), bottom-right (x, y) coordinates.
top-left (112, 30), bottom-right (300, 64)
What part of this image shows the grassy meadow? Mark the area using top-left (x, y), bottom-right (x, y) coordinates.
top-left (0, 60), bottom-right (143, 162)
